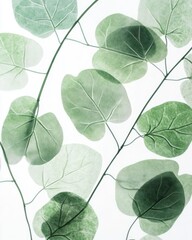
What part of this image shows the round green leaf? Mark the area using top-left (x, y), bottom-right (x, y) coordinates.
top-left (29, 144), bottom-right (102, 198)
top-left (1, 96), bottom-right (63, 165)
top-left (12, 0), bottom-right (78, 38)
top-left (93, 14), bottom-right (167, 83)
top-left (132, 172), bottom-right (185, 221)
top-left (0, 33), bottom-right (42, 90)
top-left (61, 69), bottom-right (131, 140)
top-left (33, 192), bottom-right (98, 239)
top-left (137, 101), bottom-right (192, 157)
top-left (138, 0), bottom-right (192, 47)
top-left (183, 54), bottom-right (192, 79)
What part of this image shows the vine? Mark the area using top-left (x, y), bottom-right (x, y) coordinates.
top-left (0, 1), bottom-right (192, 240)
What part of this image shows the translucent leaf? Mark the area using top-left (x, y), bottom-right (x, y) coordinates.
top-left (1, 96), bottom-right (63, 165)
top-left (12, 0), bottom-right (78, 38)
top-left (183, 54), bottom-right (192, 79)
top-left (141, 235), bottom-right (162, 240)
top-left (137, 101), bottom-right (192, 157)
top-left (29, 144), bottom-right (102, 198)
top-left (133, 172), bottom-right (185, 221)
top-left (138, 0), bottom-right (192, 47)
top-left (180, 80), bottom-right (192, 107)
top-left (92, 14), bottom-right (167, 83)
top-left (0, 33), bottom-right (42, 90)
top-left (61, 69), bottom-right (131, 140)
top-left (33, 192), bottom-right (98, 239)
top-left (116, 160), bottom-right (192, 235)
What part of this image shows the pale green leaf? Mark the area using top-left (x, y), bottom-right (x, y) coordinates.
top-left (29, 144), bottom-right (102, 198)
top-left (138, 0), bottom-right (192, 47)
top-left (12, 0), bottom-right (77, 38)
top-left (1, 96), bottom-right (63, 165)
top-left (0, 33), bottom-right (42, 90)
top-left (184, 54), bottom-right (192, 79)
top-left (93, 14), bottom-right (167, 83)
top-left (137, 101), bottom-right (192, 157)
top-left (61, 69), bottom-right (131, 140)
top-left (181, 55), bottom-right (192, 107)
top-left (180, 80), bottom-right (192, 107)
top-left (33, 192), bottom-right (98, 239)
top-left (116, 160), bottom-right (192, 235)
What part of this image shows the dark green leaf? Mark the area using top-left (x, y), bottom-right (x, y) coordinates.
top-left (132, 172), bottom-right (185, 221)
top-left (116, 159), bottom-right (192, 235)
top-left (33, 192), bottom-right (98, 239)
top-left (137, 101), bottom-right (192, 157)
top-left (1, 96), bottom-right (63, 164)
top-left (61, 69), bottom-right (131, 140)
top-left (29, 144), bottom-right (102, 198)
top-left (0, 33), bottom-right (42, 90)
top-left (93, 14), bottom-right (167, 83)
top-left (12, 0), bottom-right (77, 38)
top-left (138, 0), bottom-right (192, 47)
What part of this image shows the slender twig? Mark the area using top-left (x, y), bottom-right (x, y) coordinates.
top-left (126, 216), bottom-right (139, 240)
top-left (124, 135), bottom-right (142, 147)
top-left (106, 123), bottom-right (120, 149)
top-left (25, 187), bottom-right (45, 205)
top-left (149, 62), bottom-right (165, 76)
top-left (0, 180), bottom-right (13, 183)
top-left (0, 142), bottom-right (33, 240)
top-left (78, 22), bottom-right (89, 44)
top-left (24, 68), bottom-right (47, 75)
top-left (166, 77), bottom-right (189, 81)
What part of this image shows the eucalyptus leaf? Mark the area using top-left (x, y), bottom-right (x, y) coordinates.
top-left (137, 101), bottom-right (192, 157)
top-left (1, 96), bottom-right (63, 165)
top-left (61, 69), bottom-right (131, 140)
top-left (33, 192), bottom-right (98, 239)
top-left (138, 0), bottom-right (192, 47)
top-left (116, 160), bottom-right (192, 235)
top-left (184, 54), bottom-right (192, 79)
top-left (0, 33), bottom-right (42, 90)
top-left (132, 172), bottom-right (185, 221)
top-left (93, 14), bottom-right (167, 83)
top-left (29, 144), bottom-right (102, 198)
top-left (12, 0), bottom-right (77, 38)
top-left (180, 80), bottom-right (192, 107)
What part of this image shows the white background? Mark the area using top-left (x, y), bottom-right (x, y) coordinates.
top-left (0, 0), bottom-right (192, 239)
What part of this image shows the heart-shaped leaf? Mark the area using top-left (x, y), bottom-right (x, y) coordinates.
top-left (137, 101), bottom-right (192, 157)
top-left (61, 69), bottom-right (131, 140)
top-left (93, 14), bottom-right (167, 83)
top-left (33, 192), bottom-right (98, 239)
top-left (1, 96), bottom-right (63, 165)
top-left (0, 33), bottom-right (42, 90)
top-left (12, 0), bottom-right (78, 38)
top-left (29, 144), bottom-right (102, 198)
top-left (116, 160), bottom-right (192, 235)
top-left (138, 0), bottom-right (192, 47)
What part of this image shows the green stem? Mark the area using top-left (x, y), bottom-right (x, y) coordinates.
top-left (0, 142), bottom-right (33, 240)
top-left (0, 180), bottom-right (13, 183)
